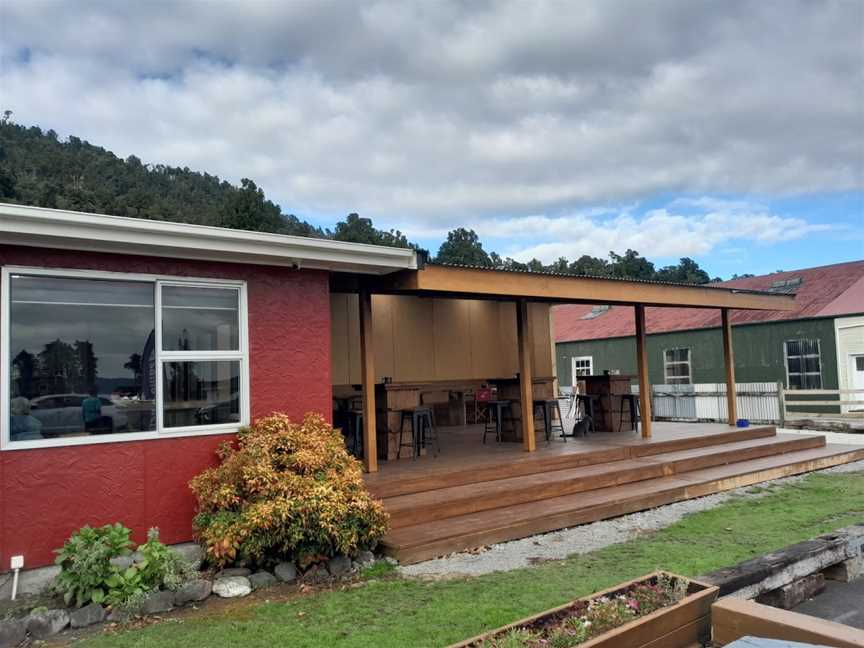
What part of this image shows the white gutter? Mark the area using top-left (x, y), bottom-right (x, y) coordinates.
top-left (0, 203), bottom-right (418, 275)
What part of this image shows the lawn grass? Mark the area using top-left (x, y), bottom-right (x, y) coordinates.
top-left (78, 471), bottom-right (864, 648)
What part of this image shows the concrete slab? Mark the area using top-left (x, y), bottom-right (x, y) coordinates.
top-left (792, 577), bottom-right (864, 630)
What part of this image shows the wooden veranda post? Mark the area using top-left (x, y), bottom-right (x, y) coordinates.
top-left (721, 308), bottom-right (737, 426)
top-left (516, 299), bottom-right (536, 452)
top-left (359, 291), bottom-right (378, 472)
top-left (634, 304), bottom-right (652, 438)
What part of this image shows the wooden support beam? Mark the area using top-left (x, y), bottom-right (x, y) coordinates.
top-left (634, 304), bottom-right (652, 439)
top-left (516, 300), bottom-right (536, 453)
top-left (359, 291), bottom-right (378, 472)
top-left (722, 308), bottom-right (737, 426)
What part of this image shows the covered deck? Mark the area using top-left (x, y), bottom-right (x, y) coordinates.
top-left (330, 264), bottom-right (863, 562)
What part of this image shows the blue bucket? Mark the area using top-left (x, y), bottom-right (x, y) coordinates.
top-left (736, 418), bottom-right (750, 428)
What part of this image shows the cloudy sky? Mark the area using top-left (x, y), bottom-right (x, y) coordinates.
top-left (1, 0), bottom-right (862, 277)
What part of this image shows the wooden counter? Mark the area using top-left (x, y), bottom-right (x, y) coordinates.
top-left (581, 374), bottom-right (636, 432)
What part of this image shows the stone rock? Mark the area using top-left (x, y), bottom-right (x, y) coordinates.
top-left (824, 555), bottom-right (864, 583)
top-left (212, 576), bottom-right (251, 598)
top-left (131, 551), bottom-right (145, 564)
top-left (70, 603), bottom-right (107, 628)
top-left (274, 561), bottom-right (298, 583)
top-left (217, 567), bottom-right (252, 578)
top-left (383, 556), bottom-right (398, 566)
top-left (140, 590), bottom-right (175, 615)
top-left (170, 543), bottom-right (204, 569)
top-left (27, 609), bottom-right (70, 639)
top-left (174, 579), bottom-right (212, 606)
top-left (107, 607), bottom-right (135, 623)
top-left (109, 555), bottom-right (135, 570)
top-left (0, 617), bottom-right (27, 648)
top-left (302, 564), bottom-right (330, 584)
top-left (248, 571), bottom-right (277, 590)
top-left (327, 555), bottom-right (352, 577)
top-left (355, 550), bottom-right (376, 567)
top-left (757, 572), bottom-right (826, 610)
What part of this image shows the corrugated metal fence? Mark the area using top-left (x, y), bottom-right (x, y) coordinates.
top-left (635, 382), bottom-right (781, 423)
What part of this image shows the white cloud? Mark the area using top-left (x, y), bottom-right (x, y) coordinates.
top-left (0, 0), bottom-right (860, 234)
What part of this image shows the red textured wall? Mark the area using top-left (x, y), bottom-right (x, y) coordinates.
top-left (0, 245), bottom-right (332, 568)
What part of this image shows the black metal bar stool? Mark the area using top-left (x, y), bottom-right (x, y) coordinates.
top-left (572, 394), bottom-right (598, 436)
top-left (346, 409), bottom-right (364, 458)
top-left (614, 394), bottom-right (640, 432)
top-left (397, 406), bottom-right (438, 459)
top-left (482, 400), bottom-right (511, 443)
top-left (533, 398), bottom-right (565, 443)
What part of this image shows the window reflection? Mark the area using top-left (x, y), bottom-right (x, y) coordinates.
top-left (9, 275), bottom-right (157, 441)
top-left (161, 286), bottom-right (239, 351)
top-left (162, 361), bottom-right (241, 428)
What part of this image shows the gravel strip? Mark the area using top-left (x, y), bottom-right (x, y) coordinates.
top-left (398, 459), bottom-right (864, 578)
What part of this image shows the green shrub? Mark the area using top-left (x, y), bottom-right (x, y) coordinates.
top-left (190, 412), bottom-right (389, 567)
top-left (54, 523), bottom-right (134, 607)
top-left (54, 524), bottom-right (194, 607)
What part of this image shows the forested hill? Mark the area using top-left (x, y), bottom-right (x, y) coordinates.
top-left (0, 120), bottom-right (724, 282)
top-left (0, 120), bottom-right (324, 236)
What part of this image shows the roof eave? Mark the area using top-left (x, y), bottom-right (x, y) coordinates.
top-left (0, 203), bottom-right (418, 275)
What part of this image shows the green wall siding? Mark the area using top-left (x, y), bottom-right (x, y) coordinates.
top-left (556, 317), bottom-right (839, 390)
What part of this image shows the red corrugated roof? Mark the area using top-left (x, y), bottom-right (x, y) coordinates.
top-left (553, 260), bottom-right (864, 343)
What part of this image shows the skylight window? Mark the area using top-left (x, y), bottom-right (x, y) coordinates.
top-left (767, 277), bottom-right (802, 294)
top-left (581, 305), bottom-right (610, 320)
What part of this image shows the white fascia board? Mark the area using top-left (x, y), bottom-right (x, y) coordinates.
top-left (0, 203), bottom-right (417, 274)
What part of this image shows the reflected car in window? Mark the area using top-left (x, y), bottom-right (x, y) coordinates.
top-left (29, 394), bottom-right (129, 437)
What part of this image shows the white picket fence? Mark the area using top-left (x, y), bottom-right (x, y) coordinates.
top-left (635, 382), bottom-right (782, 424)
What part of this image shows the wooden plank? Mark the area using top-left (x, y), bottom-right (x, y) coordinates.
top-left (381, 444), bottom-right (863, 563)
top-left (711, 597), bottom-right (864, 647)
top-left (517, 299), bottom-right (536, 452)
top-left (387, 265), bottom-right (796, 310)
top-left (382, 435), bottom-right (823, 528)
top-left (722, 308), bottom-right (737, 425)
top-left (359, 291), bottom-right (378, 473)
top-left (635, 304), bottom-right (653, 438)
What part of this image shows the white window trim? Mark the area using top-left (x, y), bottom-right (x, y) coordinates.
top-left (1, 266), bottom-right (251, 451)
top-left (783, 338), bottom-right (823, 391)
top-left (663, 347), bottom-right (692, 384)
top-left (570, 356), bottom-right (593, 384)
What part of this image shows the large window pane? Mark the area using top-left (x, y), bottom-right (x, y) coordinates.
top-left (161, 286), bottom-right (239, 351)
top-left (162, 361), bottom-right (240, 428)
top-left (9, 275), bottom-right (156, 441)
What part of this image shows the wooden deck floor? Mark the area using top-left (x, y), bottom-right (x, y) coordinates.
top-left (367, 423), bottom-right (864, 564)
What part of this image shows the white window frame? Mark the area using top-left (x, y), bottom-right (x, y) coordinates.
top-left (570, 356), bottom-right (593, 383)
top-left (783, 338), bottom-right (822, 390)
top-left (1, 266), bottom-right (250, 450)
top-left (663, 347), bottom-right (692, 385)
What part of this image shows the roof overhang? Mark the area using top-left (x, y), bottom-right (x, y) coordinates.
top-left (0, 203), bottom-right (418, 275)
top-left (340, 264), bottom-right (796, 311)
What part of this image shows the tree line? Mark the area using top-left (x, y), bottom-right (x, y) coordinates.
top-left (1, 118), bottom-right (722, 284)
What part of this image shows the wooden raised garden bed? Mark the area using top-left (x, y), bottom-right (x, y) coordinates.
top-left (449, 571), bottom-right (719, 648)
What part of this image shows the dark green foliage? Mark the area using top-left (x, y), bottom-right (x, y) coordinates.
top-left (436, 228), bottom-right (492, 266)
top-left (0, 121), bottom-right (323, 236)
top-left (331, 213), bottom-right (412, 248)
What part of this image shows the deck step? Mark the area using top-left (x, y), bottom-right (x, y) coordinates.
top-left (381, 443), bottom-right (864, 565)
top-left (383, 434), bottom-right (824, 529)
top-left (366, 426), bottom-right (777, 499)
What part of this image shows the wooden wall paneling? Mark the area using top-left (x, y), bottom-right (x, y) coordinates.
top-left (498, 301), bottom-right (519, 378)
top-left (392, 296), bottom-right (435, 382)
top-left (330, 293), bottom-right (351, 386)
top-left (469, 300), bottom-right (502, 379)
top-left (372, 295), bottom-right (395, 382)
top-left (432, 298), bottom-right (472, 380)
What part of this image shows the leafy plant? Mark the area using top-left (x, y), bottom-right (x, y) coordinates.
top-left (54, 524), bottom-right (195, 608)
top-left (136, 528), bottom-right (195, 591)
top-left (190, 412), bottom-right (389, 567)
top-left (54, 523), bottom-right (134, 607)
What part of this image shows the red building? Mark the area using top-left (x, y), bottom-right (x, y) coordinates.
top-left (0, 203), bottom-right (417, 569)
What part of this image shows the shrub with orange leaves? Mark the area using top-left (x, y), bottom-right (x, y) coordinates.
top-left (189, 412), bottom-right (389, 567)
